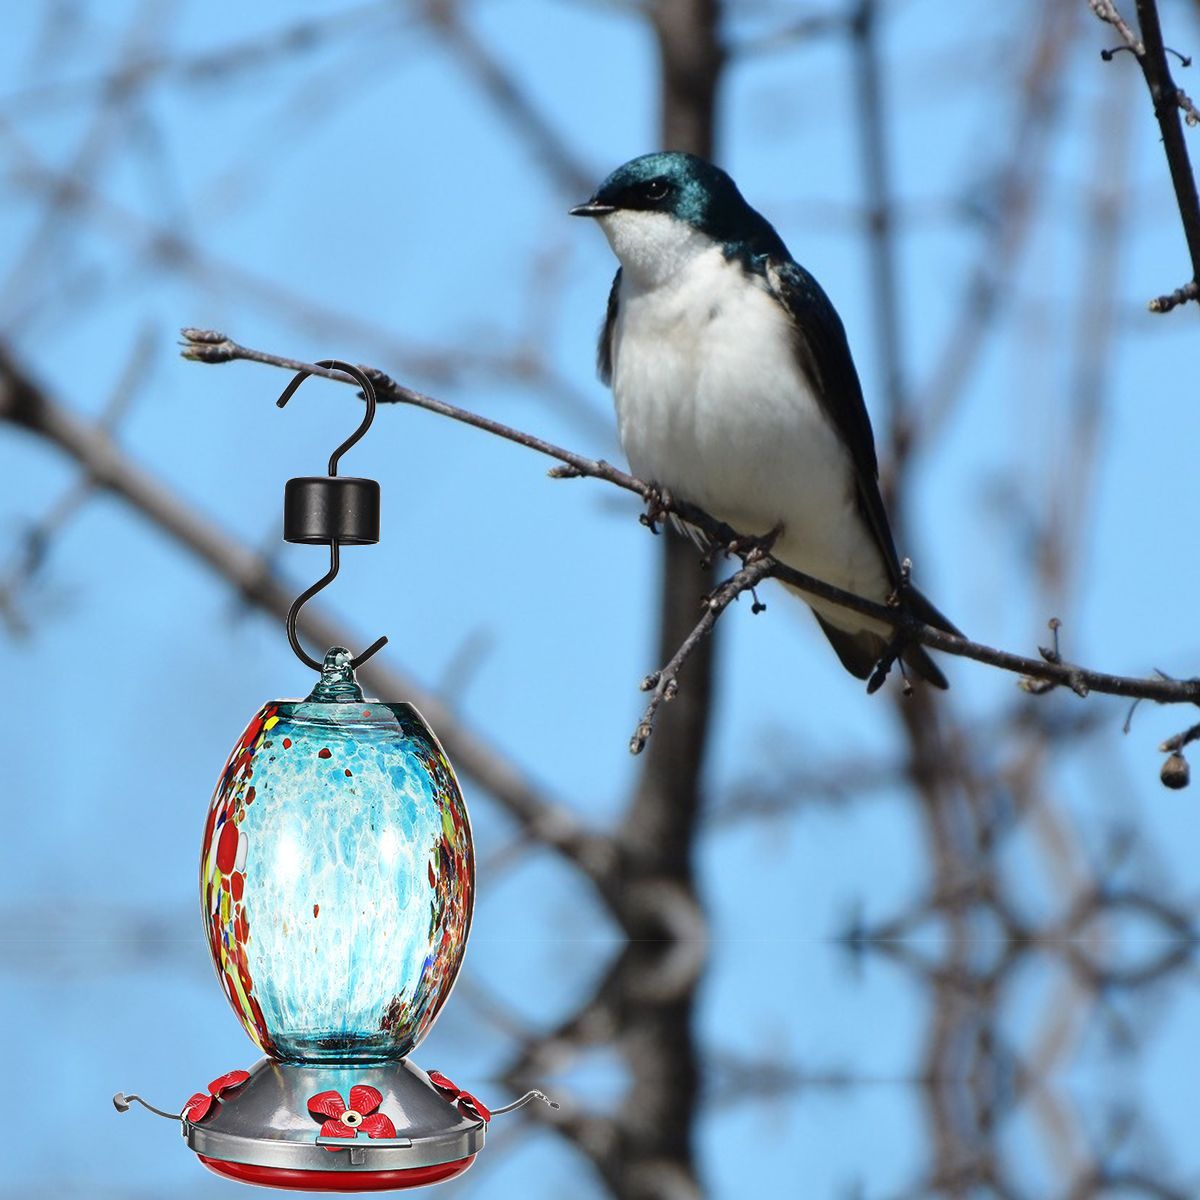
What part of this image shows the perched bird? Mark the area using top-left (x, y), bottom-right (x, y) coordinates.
top-left (570, 151), bottom-right (959, 688)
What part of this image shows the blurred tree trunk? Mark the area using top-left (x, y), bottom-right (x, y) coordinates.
top-left (613, 3), bottom-right (724, 1197)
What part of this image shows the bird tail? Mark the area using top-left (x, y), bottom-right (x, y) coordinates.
top-left (901, 585), bottom-right (960, 689)
top-left (811, 585), bottom-right (960, 691)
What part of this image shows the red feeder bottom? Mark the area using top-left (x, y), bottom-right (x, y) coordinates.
top-left (198, 1154), bottom-right (476, 1192)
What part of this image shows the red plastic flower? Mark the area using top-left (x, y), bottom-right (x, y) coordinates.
top-left (426, 1070), bottom-right (491, 1123)
top-left (182, 1069), bottom-right (251, 1122)
top-left (307, 1084), bottom-right (397, 1151)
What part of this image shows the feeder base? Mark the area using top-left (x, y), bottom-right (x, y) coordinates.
top-left (183, 1058), bottom-right (485, 1192)
top-left (198, 1154), bottom-right (475, 1192)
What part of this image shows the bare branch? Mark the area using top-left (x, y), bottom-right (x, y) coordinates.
top-left (1090, 0), bottom-right (1143, 54)
top-left (181, 330), bottom-right (1200, 724)
top-left (1094, 0), bottom-right (1200, 310)
top-left (1148, 278), bottom-right (1200, 313)
top-left (1159, 721), bottom-right (1200, 754)
top-left (631, 554), bottom-right (773, 754)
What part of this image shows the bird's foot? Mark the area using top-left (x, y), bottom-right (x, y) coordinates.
top-left (639, 484), bottom-right (674, 535)
top-left (885, 556), bottom-right (914, 608)
top-left (866, 632), bottom-right (913, 696)
top-left (724, 521), bottom-right (784, 565)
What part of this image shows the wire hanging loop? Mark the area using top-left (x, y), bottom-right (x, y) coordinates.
top-left (276, 359), bottom-right (387, 673)
top-left (276, 359), bottom-right (378, 476)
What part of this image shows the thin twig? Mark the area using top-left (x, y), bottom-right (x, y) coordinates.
top-left (1148, 278), bottom-right (1200, 313)
top-left (1159, 721), bottom-right (1200, 754)
top-left (180, 329), bottom-right (1200, 716)
top-left (631, 555), bottom-right (773, 754)
top-left (1090, 0), bottom-right (1143, 54)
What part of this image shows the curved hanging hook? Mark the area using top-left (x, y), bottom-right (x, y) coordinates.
top-left (283, 542), bottom-right (388, 672)
top-left (276, 360), bottom-right (387, 673)
top-left (275, 359), bottom-right (377, 476)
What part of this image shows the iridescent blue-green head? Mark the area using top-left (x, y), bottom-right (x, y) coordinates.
top-left (570, 152), bottom-right (787, 282)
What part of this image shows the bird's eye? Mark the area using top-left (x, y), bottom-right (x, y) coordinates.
top-left (643, 178), bottom-right (670, 201)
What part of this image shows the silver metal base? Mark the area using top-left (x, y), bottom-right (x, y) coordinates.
top-left (183, 1058), bottom-right (485, 1174)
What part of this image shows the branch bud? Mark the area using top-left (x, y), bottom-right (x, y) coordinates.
top-left (179, 328), bottom-right (235, 362)
top-left (1161, 752), bottom-right (1190, 790)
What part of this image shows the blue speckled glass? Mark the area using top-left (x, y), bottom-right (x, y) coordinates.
top-left (200, 649), bottom-right (474, 1064)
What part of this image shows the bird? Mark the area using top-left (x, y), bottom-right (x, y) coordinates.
top-left (569, 151), bottom-right (959, 689)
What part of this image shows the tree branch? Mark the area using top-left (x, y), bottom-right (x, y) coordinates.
top-left (1093, 0), bottom-right (1200, 311)
top-left (180, 329), bottom-right (1200, 723)
top-left (630, 553), bottom-right (773, 755)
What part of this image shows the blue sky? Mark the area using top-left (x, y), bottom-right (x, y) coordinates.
top-left (2, 1), bottom-right (1199, 1196)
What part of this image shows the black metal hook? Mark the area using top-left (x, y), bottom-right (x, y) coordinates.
top-left (276, 359), bottom-right (387, 673)
top-left (276, 359), bottom-right (377, 476)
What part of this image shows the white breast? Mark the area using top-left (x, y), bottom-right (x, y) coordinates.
top-left (608, 243), bottom-right (888, 603)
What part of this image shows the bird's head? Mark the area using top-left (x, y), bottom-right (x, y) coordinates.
top-left (570, 152), bottom-right (784, 285)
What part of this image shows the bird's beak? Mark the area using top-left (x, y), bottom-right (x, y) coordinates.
top-left (569, 200), bottom-right (616, 217)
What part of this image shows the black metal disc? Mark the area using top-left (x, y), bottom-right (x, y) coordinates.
top-left (284, 476), bottom-right (380, 545)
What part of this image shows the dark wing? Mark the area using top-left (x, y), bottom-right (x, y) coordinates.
top-left (766, 257), bottom-right (962, 643)
top-left (597, 267), bottom-right (621, 385)
top-left (765, 257), bottom-right (902, 586)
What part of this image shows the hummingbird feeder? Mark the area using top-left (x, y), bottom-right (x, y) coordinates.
top-left (115, 361), bottom-right (554, 1190)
